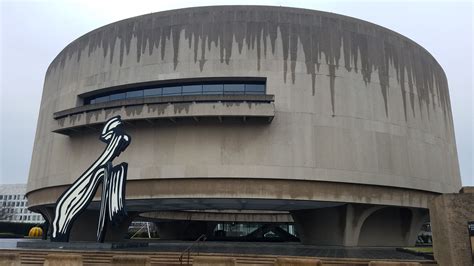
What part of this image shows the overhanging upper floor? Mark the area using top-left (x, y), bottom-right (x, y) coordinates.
top-left (52, 94), bottom-right (275, 135)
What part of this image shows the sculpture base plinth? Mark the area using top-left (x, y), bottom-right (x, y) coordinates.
top-left (17, 240), bottom-right (148, 250)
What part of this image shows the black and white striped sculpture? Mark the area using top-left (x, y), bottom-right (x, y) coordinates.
top-left (52, 116), bottom-right (131, 242)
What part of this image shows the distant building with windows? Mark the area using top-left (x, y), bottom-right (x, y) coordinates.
top-left (0, 184), bottom-right (44, 223)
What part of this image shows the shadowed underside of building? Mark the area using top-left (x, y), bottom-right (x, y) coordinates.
top-left (26, 6), bottom-right (461, 246)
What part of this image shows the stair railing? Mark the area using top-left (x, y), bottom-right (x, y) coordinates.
top-left (179, 234), bottom-right (207, 265)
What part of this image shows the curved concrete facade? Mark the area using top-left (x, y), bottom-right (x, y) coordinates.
top-left (27, 6), bottom-right (461, 245)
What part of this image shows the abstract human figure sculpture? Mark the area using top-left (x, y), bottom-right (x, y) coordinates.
top-left (52, 116), bottom-right (131, 242)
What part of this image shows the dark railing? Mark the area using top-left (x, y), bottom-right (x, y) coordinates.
top-left (179, 234), bottom-right (207, 265)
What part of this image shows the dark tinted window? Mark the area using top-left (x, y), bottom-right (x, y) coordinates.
top-left (144, 88), bottom-right (162, 97)
top-left (245, 84), bottom-right (265, 94)
top-left (224, 84), bottom-right (245, 94)
top-left (182, 85), bottom-right (202, 94)
top-left (126, 90), bottom-right (144, 99)
top-left (85, 80), bottom-right (265, 104)
top-left (94, 95), bottom-right (110, 103)
top-left (110, 92), bottom-right (126, 101)
top-left (203, 84), bottom-right (224, 94)
top-left (162, 86), bottom-right (182, 95)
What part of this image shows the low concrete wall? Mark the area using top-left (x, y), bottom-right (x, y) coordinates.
top-left (193, 256), bottom-right (236, 265)
top-left (0, 253), bottom-right (20, 266)
top-left (112, 255), bottom-right (151, 266)
top-left (275, 257), bottom-right (322, 265)
top-left (44, 254), bottom-right (82, 266)
top-left (368, 262), bottom-right (421, 266)
top-left (0, 250), bottom-right (439, 265)
top-left (429, 188), bottom-right (474, 266)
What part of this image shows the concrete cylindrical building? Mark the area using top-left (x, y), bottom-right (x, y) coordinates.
top-left (27, 6), bottom-right (461, 246)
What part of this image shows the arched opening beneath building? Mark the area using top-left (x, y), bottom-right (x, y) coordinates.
top-left (358, 207), bottom-right (413, 246)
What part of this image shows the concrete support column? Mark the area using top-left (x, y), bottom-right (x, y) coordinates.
top-left (291, 205), bottom-right (347, 245)
top-left (406, 208), bottom-right (430, 245)
top-left (343, 204), bottom-right (384, 246)
top-left (292, 204), bottom-right (428, 247)
top-left (357, 207), bottom-right (427, 246)
top-left (291, 204), bottom-right (382, 246)
top-left (429, 188), bottom-right (474, 266)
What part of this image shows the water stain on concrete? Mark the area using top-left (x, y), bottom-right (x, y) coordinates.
top-left (85, 111), bottom-right (100, 124)
top-left (104, 107), bottom-right (121, 118)
top-left (125, 106), bottom-right (144, 116)
top-left (148, 104), bottom-right (168, 116)
top-left (173, 103), bottom-right (191, 114)
top-left (47, 6), bottom-right (450, 121)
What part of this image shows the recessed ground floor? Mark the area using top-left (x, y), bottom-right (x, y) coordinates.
top-left (27, 178), bottom-right (434, 247)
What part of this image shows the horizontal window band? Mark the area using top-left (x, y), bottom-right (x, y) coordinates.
top-left (82, 78), bottom-right (267, 105)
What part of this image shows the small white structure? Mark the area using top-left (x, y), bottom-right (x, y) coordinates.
top-left (0, 184), bottom-right (44, 223)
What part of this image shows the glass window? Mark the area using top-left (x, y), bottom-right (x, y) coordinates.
top-left (245, 84), bottom-right (265, 94)
top-left (203, 84), bottom-right (224, 94)
top-left (109, 92), bottom-right (126, 101)
top-left (126, 90), bottom-right (144, 99)
top-left (94, 95), bottom-right (110, 103)
top-left (224, 84), bottom-right (245, 94)
top-left (144, 88), bottom-right (162, 97)
top-left (182, 85), bottom-right (202, 95)
top-left (0, 195), bottom-right (2, 200)
top-left (8, 195), bottom-right (11, 200)
top-left (162, 86), bottom-right (182, 96)
top-left (84, 81), bottom-right (267, 105)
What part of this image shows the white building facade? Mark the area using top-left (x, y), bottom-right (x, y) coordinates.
top-left (0, 184), bottom-right (44, 223)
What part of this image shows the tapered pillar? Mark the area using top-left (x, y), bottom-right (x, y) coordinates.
top-left (292, 204), bottom-right (428, 247)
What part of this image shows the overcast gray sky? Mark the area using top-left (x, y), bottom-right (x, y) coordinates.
top-left (1, 0), bottom-right (473, 186)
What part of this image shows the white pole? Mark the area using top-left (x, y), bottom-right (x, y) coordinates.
top-left (146, 222), bottom-right (151, 238)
